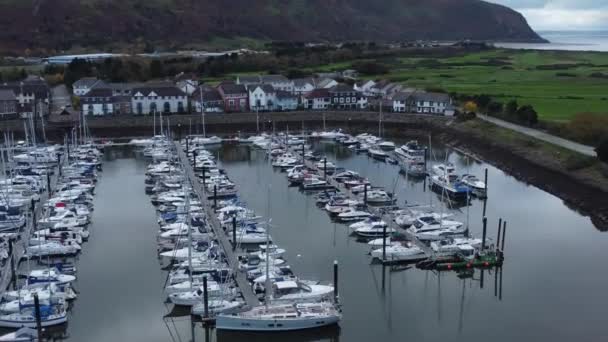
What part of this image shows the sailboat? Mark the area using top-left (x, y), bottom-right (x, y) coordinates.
top-left (216, 200), bottom-right (341, 331)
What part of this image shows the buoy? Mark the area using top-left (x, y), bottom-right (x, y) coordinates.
top-left (447, 264), bottom-right (452, 270)
top-left (484, 261), bottom-right (489, 267)
top-left (466, 263), bottom-right (472, 268)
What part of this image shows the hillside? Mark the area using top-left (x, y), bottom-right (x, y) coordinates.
top-left (0, 0), bottom-right (544, 54)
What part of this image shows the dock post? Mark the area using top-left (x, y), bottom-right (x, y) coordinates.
top-left (323, 158), bottom-right (327, 180)
top-left (501, 221), bottom-right (507, 253)
top-left (46, 173), bottom-right (51, 194)
top-left (333, 260), bottom-right (339, 303)
top-left (186, 137), bottom-right (189, 155)
top-left (496, 218), bottom-right (502, 251)
top-left (232, 216), bottom-right (237, 250)
top-left (203, 276), bottom-right (209, 318)
top-left (484, 168), bottom-right (488, 195)
top-left (8, 240), bottom-right (15, 290)
top-left (57, 154), bottom-right (61, 176)
top-left (364, 184), bottom-right (368, 204)
top-left (34, 293), bottom-right (42, 339)
top-left (202, 167), bottom-right (206, 187)
top-left (382, 223), bottom-right (387, 262)
top-left (31, 198), bottom-right (35, 213)
top-left (481, 217), bottom-right (487, 251)
top-left (213, 185), bottom-right (217, 209)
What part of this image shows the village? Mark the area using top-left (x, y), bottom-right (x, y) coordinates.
top-left (0, 71), bottom-right (454, 122)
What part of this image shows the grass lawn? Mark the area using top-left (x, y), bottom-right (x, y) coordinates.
top-left (312, 49), bottom-right (608, 122)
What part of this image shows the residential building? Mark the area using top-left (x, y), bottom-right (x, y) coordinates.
top-left (292, 78), bottom-right (316, 96)
top-left (369, 80), bottom-right (402, 97)
top-left (191, 85), bottom-right (224, 113)
top-left (248, 84), bottom-right (277, 111)
top-left (81, 88), bottom-right (115, 116)
top-left (412, 92), bottom-right (452, 114)
top-left (303, 89), bottom-right (331, 110)
top-left (275, 91), bottom-right (298, 111)
top-left (236, 75), bottom-right (293, 92)
top-left (328, 84), bottom-right (367, 110)
top-left (316, 78), bottom-right (338, 89)
top-left (72, 77), bottom-right (104, 96)
top-left (354, 80), bottom-right (376, 96)
top-left (0, 90), bottom-right (18, 118)
top-left (131, 84), bottom-right (188, 115)
top-left (217, 82), bottom-right (248, 113)
top-left (0, 77), bottom-right (50, 115)
top-left (392, 91), bottom-right (416, 113)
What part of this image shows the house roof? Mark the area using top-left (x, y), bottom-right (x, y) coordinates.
top-left (249, 84), bottom-right (275, 93)
top-left (192, 86), bottom-right (223, 102)
top-left (293, 78), bottom-right (315, 88)
top-left (305, 88), bottom-right (330, 99)
top-left (276, 90), bottom-right (296, 100)
top-left (0, 81), bottom-right (49, 99)
top-left (133, 83), bottom-right (186, 97)
top-left (415, 92), bottom-right (450, 102)
top-left (261, 75), bottom-right (289, 83)
top-left (237, 75), bottom-right (261, 84)
top-left (0, 89), bottom-right (16, 101)
top-left (219, 83), bottom-right (247, 95)
top-left (392, 90), bottom-right (418, 101)
top-left (73, 77), bottom-right (99, 88)
top-left (82, 87), bottom-right (113, 98)
top-left (329, 84), bottom-right (356, 93)
top-left (316, 78), bottom-right (336, 88)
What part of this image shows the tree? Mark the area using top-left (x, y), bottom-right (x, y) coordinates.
top-left (352, 61), bottom-right (389, 75)
top-left (596, 139), bottom-right (608, 162)
top-left (463, 101), bottom-right (478, 113)
top-left (475, 94), bottom-right (491, 110)
top-left (149, 59), bottom-right (164, 79)
top-left (487, 101), bottom-right (503, 116)
top-left (505, 100), bottom-right (518, 117)
top-left (516, 105), bottom-right (538, 126)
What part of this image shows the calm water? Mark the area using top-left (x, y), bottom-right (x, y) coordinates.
top-left (46, 141), bottom-right (607, 341)
top-left (496, 30), bottom-right (608, 52)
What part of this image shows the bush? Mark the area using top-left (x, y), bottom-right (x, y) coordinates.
top-left (564, 154), bottom-right (596, 171)
top-left (566, 113), bottom-right (608, 146)
top-left (597, 139), bottom-right (608, 163)
top-left (351, 61), bottom-right (389, 75)
top-left (516, 105), bottom-right (538, 126)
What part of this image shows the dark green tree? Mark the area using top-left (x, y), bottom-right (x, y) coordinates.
top-left (516, 105), bottom-right (538, 126)
top-left (505, 100), bottom-right (518, 117)
top-left (149, 59), bottom-right (164, 79)
top-left (487, 101), bottom-right (503, 116)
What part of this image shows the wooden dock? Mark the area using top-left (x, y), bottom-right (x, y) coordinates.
top-left (0, 157), bottom-right (64, 297)
top-left (174, 142), bottom-right (260, 309)
top-left (285, 142), bottom-right (435, 259)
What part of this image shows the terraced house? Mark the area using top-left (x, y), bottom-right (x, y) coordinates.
top-left (132, 84), bottom-right (188, 115)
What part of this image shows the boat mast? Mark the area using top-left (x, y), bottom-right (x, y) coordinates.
top-left (199, 86), bottom-right (206, 138)
top-left (185, 185), bottom-right (193, 292)
top-left (264, 187), bottom-right (271, 308)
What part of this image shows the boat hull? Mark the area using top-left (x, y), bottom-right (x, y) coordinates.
top-left (216, 314), bottom-right (340, 332)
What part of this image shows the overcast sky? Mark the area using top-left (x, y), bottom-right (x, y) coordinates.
top-left (487, 0), bottom-right (608, 30)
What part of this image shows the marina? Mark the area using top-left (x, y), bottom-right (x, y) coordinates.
top-left (0, 128), bottom-right (604, 341)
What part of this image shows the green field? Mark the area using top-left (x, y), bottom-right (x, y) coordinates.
top-left (314, 49), bottom-right (608, 122)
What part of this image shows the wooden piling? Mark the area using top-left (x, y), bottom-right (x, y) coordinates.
top-left (481, 217), bottom-right (487, 251)
top-left (333, 260), bottom-right (339, 303)
top-left (213, 185), bottom-right (217, 209)
top-left (203, 276), bottom-right (209, 318)
top-left (501, 221), bottom-right (507, 252)
top-left (323, 158), bottom-right (327, 180)
top-left (484, 168), bottom-right (488, 195)
top-left (497, 218), bottom-right (502, 251)
top-left (232, 216), bottom-right (237, 250)
top-left (34, 293), bottom-right (42, 339)
top-left (382, 223), bottom-right (387, 262)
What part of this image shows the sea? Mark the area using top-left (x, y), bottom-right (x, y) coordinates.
top-left (495, 30), bottom-right (608, 52)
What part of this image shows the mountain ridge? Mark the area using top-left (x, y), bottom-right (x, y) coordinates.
top-left (0, 0), bottom-right (545, 54)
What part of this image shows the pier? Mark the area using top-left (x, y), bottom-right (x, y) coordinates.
top-left (174, 142), bottom-right (260, 309)
top-left (0, 157), bottom-right (64, 297)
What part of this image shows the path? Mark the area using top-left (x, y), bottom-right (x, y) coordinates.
top-left (477, 114), bottom-right (597, 157)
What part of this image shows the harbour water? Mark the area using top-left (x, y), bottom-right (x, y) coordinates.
top-left (55, 141), bottom-right (606, 341)
top-left (496, 30), bottom-right (608, 52)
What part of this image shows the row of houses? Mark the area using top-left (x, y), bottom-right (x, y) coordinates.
top-left (0, 76), bottom-right (50, 118)
top-left (73, 73), bottom-right (453, 116)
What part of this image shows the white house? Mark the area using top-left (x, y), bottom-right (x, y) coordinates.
top-left (316, 78), bottom-right (338, 89)
top-left (81, 88), bottom-right (114, 116)
top-left (354, 80), bottom-right (376, 96)
top-left (303, 89), bottom-right (331, 110)
top-left (237, 75), bottom-right (293, 93)
top-left (413, 92), bottom-right (452, 114)
top-left (293, 78), bottom-right (316, 96)
top-left (276, 91), bottom-right (298, 111)
top-left (249, 84), bottom-right (277, 111)
top-left (131, 84), bottom-right (188, 115)
top-left (72, 77), bottom-right (104, 96)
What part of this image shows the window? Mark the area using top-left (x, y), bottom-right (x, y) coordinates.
top-left (87, 105), bottom-right (93, 116)
top-left (340, 98), bottom-right (344, 103)
top-left (163, 102), bottom-right (171, 113)
top-left (334, 98), bottom-right (338, 103)
top-left (229, 100), bottom-right (235, 107)
top-left (102, 103), bottom-right (108, 115)
top-left (137, 102), bottom-right (143, 115)
top-left (352, 97), bottom-right (356, 102)
top-left (177, 102), bottom-right (184, 113)
top-left (150, 102), bottom-right (157, 113)
top-left (346, 97), bottom-right (350, 103)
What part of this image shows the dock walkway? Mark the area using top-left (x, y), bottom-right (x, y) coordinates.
top-left (285, 142), bottom-right (435, 259)
top-left (175, 142), bottom-right (259, 308)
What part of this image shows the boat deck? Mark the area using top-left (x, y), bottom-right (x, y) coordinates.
top-left (175, 142), bottom-right (260, 309)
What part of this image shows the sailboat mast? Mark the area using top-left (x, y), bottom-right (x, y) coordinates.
top-left (185, 185), bottom-right (193, 291)
top-left (200, 87), bottom-right (206, 138)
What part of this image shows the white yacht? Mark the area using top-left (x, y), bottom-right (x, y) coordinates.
top-left (371, 243), bottom-right (427, 262)
top-left (269, 280), bottom-right (334, 304)
top-left (460, 174), bottom-right (487, 197)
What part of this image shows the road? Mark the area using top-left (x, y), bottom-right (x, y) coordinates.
top-left (478, 114), bottom-right (597, 157)
top-left (51, 84), bottom-right (71, 114)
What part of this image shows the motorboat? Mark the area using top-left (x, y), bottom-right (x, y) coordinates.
top-left (407, 217), bottom-right (466, 241)
top-left (395, 140), bottom-right (426, 163)
top-left (432, 163), bottom-right (456, 176)
top-left (371, 243), bottom-right (427, 262)
top-left (399, 161), bottom-right (427, 178)
top-left (430, 174), bottom-right (470, 200)
top-left (430, 238), bottom-right (482, 258)
top-left (169, 284), bottom-right (237, 306)
top-left (337, 209), bottom-right (371, 222)
top-left (0, 304), bottom-right (67, 328)
top-left (300, 178), bottom-right (333, 191)
top-left (460, 174), bottom-right (487, 198)
top-left (353, 221), bottom-right (395, 238)
top-left (216, 302), bottom-right (341, 331)
top-left (314, 160), bottom-right (336, 175)
top-left (363, 189), bottom-right (395, 205)
top-left (378, 141), bottom-right (396, 151)
top-left (25, 269), bottom-right (76, 285)
top-left (26, 242), bottom-right (80, 257)
top-left (367, 148), bottom-right (388, 161)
